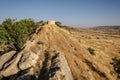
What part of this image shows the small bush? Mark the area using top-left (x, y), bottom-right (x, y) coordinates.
top-left (55, 21), bottom-right (62, 27)
top-left (88, 47), bottom-right (95, 55)
top-left (37, 41), bottom-right (44, 45)
top-left (111, 57), bottom-right (120, 79)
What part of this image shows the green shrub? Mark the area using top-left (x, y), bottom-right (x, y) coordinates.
top-left (37, 41), bottom-right (44, 45)
top-left (55, 21), bottom-right (62, 27)
top-left (111, 57), bottom-right (120, 79)
top-left (88, 47), bottom-right (95, 55)
top-left (3, 47), bottom-right (10, 52)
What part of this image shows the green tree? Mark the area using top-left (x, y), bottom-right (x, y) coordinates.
top-left (11, 19), bottom-right (36, 50)
top-left (0, 18), bottom-right (36, 52)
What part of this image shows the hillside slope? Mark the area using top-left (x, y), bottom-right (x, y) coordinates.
top-left (0, 21), bottom-right (120, 80)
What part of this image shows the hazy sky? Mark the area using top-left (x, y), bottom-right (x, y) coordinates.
top-left (0, 0), bottom-right (120, 27)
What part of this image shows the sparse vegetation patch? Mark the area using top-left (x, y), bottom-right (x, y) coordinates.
top-left (111, 57), bottom-right (120, 79)
top-left (87, 47), bottom-right (95, 55)
top-left (37, 41), bottom-right (44, 45)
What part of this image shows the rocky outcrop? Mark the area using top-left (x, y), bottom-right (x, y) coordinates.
top-left (0, 50), bottom-right (73, 80)
top-left (0, 41), bottom-right (42, 78)
top-left (49, 51), bottom-right (73, 80)
top-left (0, 51), bottom-right (16, 70)
top-left (0, 34), bottom-right (74, 80)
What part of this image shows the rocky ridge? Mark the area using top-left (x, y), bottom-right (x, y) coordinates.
top-left (0, 21), bottom-right (74, 80)
top-left (0, 20), bottom-right (119, 80)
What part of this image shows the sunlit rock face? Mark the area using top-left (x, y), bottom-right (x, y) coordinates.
top-left (49, 51), bottom-right (73, 80)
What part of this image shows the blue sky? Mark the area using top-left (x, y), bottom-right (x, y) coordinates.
top-left (0, 0), bottom-right (120, 27)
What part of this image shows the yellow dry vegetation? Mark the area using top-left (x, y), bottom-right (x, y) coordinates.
top-left (26, 23), bottom-right (120, 80)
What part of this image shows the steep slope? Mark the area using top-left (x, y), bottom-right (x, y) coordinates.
top-left (0, 21), bottom-right (119, 80)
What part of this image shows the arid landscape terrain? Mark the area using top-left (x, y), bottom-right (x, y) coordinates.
top-left (0, 20), bottom-right (120, 80)
top-left (0, 0), bottom-right (120, 79)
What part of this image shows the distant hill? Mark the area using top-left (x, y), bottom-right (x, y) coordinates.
top-left (90, 26), bottom-right (120, 34)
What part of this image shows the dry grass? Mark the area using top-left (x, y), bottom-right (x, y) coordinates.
top-left (26, 24), bottom-right (120, 80)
